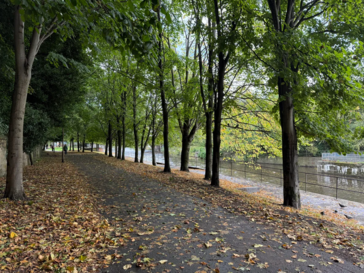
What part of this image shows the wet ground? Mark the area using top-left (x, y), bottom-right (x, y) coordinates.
top-left (68, 153), bottom-right (362, 272)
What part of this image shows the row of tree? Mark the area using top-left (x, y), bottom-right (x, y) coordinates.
top-left (1, 0), bottom-right (364, 210)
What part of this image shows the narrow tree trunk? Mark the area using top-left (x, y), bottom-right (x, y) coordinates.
top-left (105, 138), bottom-right (108, 155)
top-left (158, 7), bottom-right (171, 173)
top-left (122, 91), bottom-right (126, 160)
top-left (62, 127), bottom-right (64, 163)
top-left (82, 134), bottom-right (85, 153)
top-left (5, 7), bottom-right (41, 200)
top-left (108, 120), bottom-right (112, 157)
top-left (91, 141), bottom-right (94, 152)
top-left (205, 111), bottom-right (213, 179)
top-left (278, 77), bottom-right (301, 209)
top-left (122, 124), bottom-right (126, 160)
top-left (140, 134), bottom-right (144, 163)
top-left (28, 153), bottom-right (33, 166)
top-left (133, 86), bottom-right (139, 163)
top-left (117, 120), bottom-right (121, 159)
top-left (77, 132), bottom-right (79, 152)
top-left (152, 134), bottom-right (156, 166)
top-left (114, 137), bottom-right (117, 158)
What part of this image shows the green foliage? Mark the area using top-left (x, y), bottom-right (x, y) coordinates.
top-left (23, 105), bottom-right (50, 154)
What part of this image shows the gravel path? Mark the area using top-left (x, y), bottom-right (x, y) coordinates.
top-left (68, 153), bottom-right (362, 273)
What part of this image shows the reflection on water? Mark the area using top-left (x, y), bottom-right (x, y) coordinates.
top-left (122, 148), bottom-right (364, 204)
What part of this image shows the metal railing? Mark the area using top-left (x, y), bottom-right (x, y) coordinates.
top-left (98, 147), bottom-right (364, 203)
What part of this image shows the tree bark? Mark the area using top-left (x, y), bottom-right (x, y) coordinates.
top-left (108, 120), bottom-right (112, 157)
top-left (82, 134), bottom-right (85, 153)
top-left (28, 153), bottom-right (33, 166)
top-left (180, 122), bottom-right (198, 172)
top-left (77, 132), bottom-right (80, 152)
top-left (62, 128), bottom-right (64, 163)
top-left (158, 6), bottom-right (171, 173)
top-left (151, 133), bottom-right (156, 166)
top-left (133, 85), bottom-right (139, 162)
top-left (91, 141), bottom-right (94, 152)
top-left (117, 118), bottom-right (121, 159)
top-left (105, 138), bottom-right (108, 155)
top-left (4, 7), bottom-right (41, 200)
top-left (278, 77), bottom-right (301, 209)
top-left (180, 133), bottom-right (191, 171)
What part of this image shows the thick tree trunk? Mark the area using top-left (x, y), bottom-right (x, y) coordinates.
top-left (5, 7), bottom-right (41, 200)
top-left (108, 120), bottom-right (112, 157)
top-left (211, 59), bottom-right (226, 187)
top-left (278, 77), bottom-right (301, 209)
top-left (158, 7), bottom-right (171, 173)
top-left (180, 132), bottom-right (192, 172)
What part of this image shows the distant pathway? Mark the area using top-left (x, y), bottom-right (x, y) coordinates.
top-left (68, 153), bottom-right (361, 273)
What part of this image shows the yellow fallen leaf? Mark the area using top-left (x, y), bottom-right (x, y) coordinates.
top-left (159, 260), bottom-right (168, 264)
top-left (9, 232), bottom-right (17, 239)
top-left (123, 264), bottom-right (132, 270)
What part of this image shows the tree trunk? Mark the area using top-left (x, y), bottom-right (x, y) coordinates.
top-left (28, 153), bottom-right (33, 166)
top-left (5, 7), bottom-right (41, 200)
top-left (82, 134), bottom-right (85, 153)
top-left (91, 141), bottom-right (94, 152)
top-left (114, 137), bottom-right (117, 158)
top-left (140, 127), bottom-right (151, 164)
top-left (117, 121), bottom-right (121, 159)
top-left (158, 7), bottom-right (171, 173)
top-left (211, 58), bottom-right (226, 187)
top-left (105, 138), bottom-right (108, 155)
top-left (62, 128), bottom-right (64, 163)
top-left (122, 91), bottom-right (126, 160)
top-left (205, 111), bottom-right (213, 179)
top-left (278, 77), bottom-right (301, 209)
top-left (180, 132), bottom-right (191, 172)
top-left (122, 124), bottom-right (125, 160)
top-left (133, 85), bottom-right (139, 163)
top-left (77, 132), bottom-right (80, 152)
top-left (108, 120), bottom-right (112, 157)
top-left (151, 134), bottom-right (156, 166)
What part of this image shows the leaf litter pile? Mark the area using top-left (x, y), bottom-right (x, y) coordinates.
top-left (0, 153), bottom-right (122, 273)
top-left (95, 154), bottom-right (364, 269)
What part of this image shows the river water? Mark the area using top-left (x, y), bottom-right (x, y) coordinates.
top-left (118, 148), bottom-right (364, 204)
